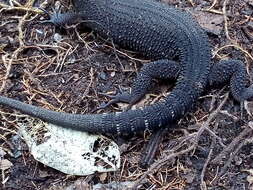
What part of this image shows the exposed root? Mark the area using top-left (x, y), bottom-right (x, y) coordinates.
top-left (214, 44), bottom-right (253, 61)
top-left (205, 0), bottom-right (218, 11)
top-left (222, 0), bottom-right (232, 41)
top-left (187, 0), bottom-right (195, 7)
top-left (0, 2), bottom-right (42, 13)
top-left (207, 0), bottom-right (253, 63)
top-left (0, 0), bottom-right (44, 92)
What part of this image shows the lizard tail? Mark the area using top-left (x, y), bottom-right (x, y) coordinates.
top-left (0, 81), bottom-right (198, 135)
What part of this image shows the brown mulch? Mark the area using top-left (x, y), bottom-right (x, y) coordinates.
top-left (0, 0), bottom-right (253, 189)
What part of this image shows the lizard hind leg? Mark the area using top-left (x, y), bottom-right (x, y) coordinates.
top-left (209, 59), bottom-right (253, 102)
top-left (94, 59), bottom-right (181, 112)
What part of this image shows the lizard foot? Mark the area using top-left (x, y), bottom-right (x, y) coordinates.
top-left (92, 92), bottom-right (133, 112)
top-left (39, 7), bottom-right (80, 26)
top-left (39, 7), bottom-right (60, 25)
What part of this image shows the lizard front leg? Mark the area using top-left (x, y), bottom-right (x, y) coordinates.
top-left (95, 59), bottom-right (181, 111)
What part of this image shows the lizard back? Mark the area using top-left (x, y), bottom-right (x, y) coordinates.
top-left (0, 0), bottom-right (211, 135)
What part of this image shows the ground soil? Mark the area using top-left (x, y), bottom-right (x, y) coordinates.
top-left (0, 0), bottom-right (253, 189)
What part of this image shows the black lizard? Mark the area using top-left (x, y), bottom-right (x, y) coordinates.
top-left (0, 0), bottom-right (252, 136)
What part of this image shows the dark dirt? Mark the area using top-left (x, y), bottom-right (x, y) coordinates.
top-left (0, 0), bottom-right (253, 189)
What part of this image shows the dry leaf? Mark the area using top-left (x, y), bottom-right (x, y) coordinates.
top-left (0, 159), bottom-right (13, 170)
top-left (99, 172), bottom-right (107, 182)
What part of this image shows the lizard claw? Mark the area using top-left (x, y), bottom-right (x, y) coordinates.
top-left (38, 7), bottom-right (60, 25)
top-left (97, 92), bottom-right (117, 99)
top-left (91, 98), bottom-right (121, 113)
top-left (38, 7), bottom-right (51, 16)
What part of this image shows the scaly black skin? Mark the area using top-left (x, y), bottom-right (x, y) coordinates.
top-left (0, 0), bottom-right (252, 135)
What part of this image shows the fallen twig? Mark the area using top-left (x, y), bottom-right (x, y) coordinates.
top-left (222, 0), bottom-right (232, 41)
top-left (200, 123), bottom-right (218, 190)
top-left (212, 124), bottom-right (253, 164)
top-left (131, 94), bottom-right (229, 189)
top-left (213, 44), bottom-right (253, 62)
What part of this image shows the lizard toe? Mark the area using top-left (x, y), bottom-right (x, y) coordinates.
top-left (92, 92), bottom-right (132, 112)
top-left (39, 7), bottom-right (80, 26)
